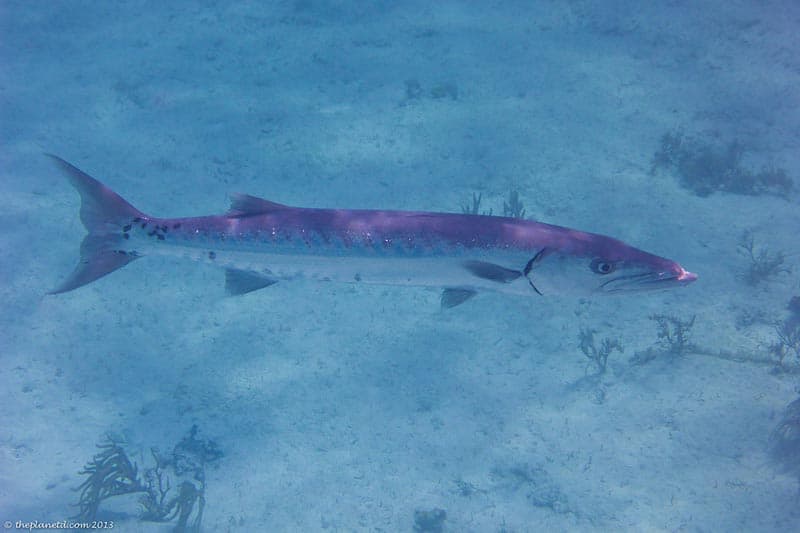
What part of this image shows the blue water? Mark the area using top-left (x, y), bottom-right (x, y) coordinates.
top-left (2, 1), bottom-right (799, 531)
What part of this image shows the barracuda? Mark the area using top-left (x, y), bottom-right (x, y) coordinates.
top-left (47, 155), bottom-right (697, 306)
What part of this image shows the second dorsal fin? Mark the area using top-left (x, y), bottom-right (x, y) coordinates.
top-left (227, 194), bottom-right (288, 217)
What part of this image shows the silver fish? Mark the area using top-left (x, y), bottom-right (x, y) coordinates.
top-left (48, 155), bottom-right (697, 306)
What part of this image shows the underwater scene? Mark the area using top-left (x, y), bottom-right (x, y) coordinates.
top-left (1, 1), bottom-right (799, 531)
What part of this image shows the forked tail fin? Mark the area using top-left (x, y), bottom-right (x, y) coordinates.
top-left (47, 155), bottom-right (146, 294)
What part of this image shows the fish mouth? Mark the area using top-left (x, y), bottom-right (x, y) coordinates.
top-left (600, 267), bottom-right (698, 292)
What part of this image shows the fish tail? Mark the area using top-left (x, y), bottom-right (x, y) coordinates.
top-left (46, 154), bottom-right (145, 294)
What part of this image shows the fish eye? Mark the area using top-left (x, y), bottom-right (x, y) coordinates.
top-left (590, 259), bottom-right (616, 275)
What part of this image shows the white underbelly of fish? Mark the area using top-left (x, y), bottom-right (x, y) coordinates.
top-left (148, 240), bottom-right (535, 295)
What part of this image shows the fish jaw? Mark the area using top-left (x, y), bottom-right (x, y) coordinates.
top-left (677, 268), bottom-right (699, 283)
top-left (597, 265), bottom-right (698, 293)
top-left (591, 253), bottom-right (698, 294)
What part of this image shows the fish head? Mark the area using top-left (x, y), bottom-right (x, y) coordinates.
top-left (527, 233), bottom-right (697, 295)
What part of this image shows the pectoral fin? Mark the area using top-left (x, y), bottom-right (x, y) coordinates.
top-left (462, 260), bottom-right (522, 283)
top-left (225, 269), bottom-right (278, 295)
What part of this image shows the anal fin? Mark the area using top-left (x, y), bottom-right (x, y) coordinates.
top-left (225, 269), bottom-right (278, 295)
top-left (441, 288), bottom-right (477, 308)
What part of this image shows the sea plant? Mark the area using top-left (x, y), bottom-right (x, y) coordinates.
top-left (769, 299), bottom-right (800, 372)
top-left (74, 426), bottom-right (221, 532)
top-left (502, 190), bottom-right (526, 219)
top-left (631, 314), bottom-right (696, 365)
top-left (578, 328), bottom-right (623, 375)
top-left (461, 190), bottom-right (528, 217)
top-left (651, 130), bottom-right (793, 197)
top-left (737, 231), bottom-right (790, 286)
top-left (460, 192), bottom-right (491, 215)
top-left (651, 313), bottom-right (696, 355)
top-left (769, 397), bottom-right (800, 489)
top-left (75, 437), bottom-right (146, 521)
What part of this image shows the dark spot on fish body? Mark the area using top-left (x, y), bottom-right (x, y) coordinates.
top-left (123, 233), bottom-right (130, 240)
top-left (113, 249), bottom-right (138, 257)
top-left (306, 230), bottom-right (323, 247)
top-left (302, 234), bottom-right (312, 247)
top-left (173, 223), bottom-right (182, 229)
top-left (354, 273), bottom-right (362, 281)
top-left (123, 224), bottom-right (132, 232)
top-left (208, 251), bottom-right (216, 260)
top-left (157, 234), bottom-right (165, 240)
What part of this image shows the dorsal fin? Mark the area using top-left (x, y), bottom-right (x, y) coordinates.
top-left (227, 194), bottom-right (288, 217)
